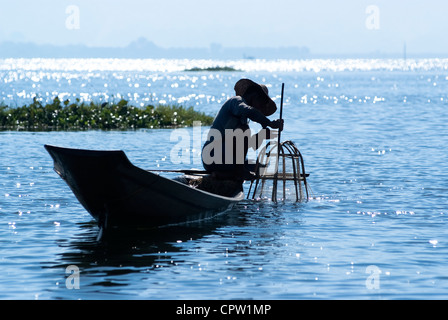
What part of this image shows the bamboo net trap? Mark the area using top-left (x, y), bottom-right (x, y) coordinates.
top-left (247, 139), bottom-right (311, 202)
top-left (247, 83), bottom-right (311, 202)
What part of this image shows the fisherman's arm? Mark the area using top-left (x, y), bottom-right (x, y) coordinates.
top-left (232, 99), bottom-right (283, 129)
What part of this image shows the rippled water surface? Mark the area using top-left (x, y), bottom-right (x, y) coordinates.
top-left (1, 59), bottom-right (448, 299)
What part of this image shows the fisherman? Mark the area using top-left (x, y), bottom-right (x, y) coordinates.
top-left (202, 79), bottom-right (283, 182)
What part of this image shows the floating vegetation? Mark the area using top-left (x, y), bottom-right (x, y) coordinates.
top-left (0, 97), bottom-right (213, 131)
top-left (184, 66), bottom-right (241, 72)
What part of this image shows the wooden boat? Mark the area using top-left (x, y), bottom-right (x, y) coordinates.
top-left (44, 145), bottom-right (244, 229)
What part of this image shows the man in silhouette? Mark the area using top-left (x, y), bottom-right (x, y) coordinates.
top-left (202, 79), bottom-right (283, 182)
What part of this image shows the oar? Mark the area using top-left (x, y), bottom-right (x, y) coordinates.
top-left (272, 83), bottom-right (285, 202)
top-left (148, 169), bottom-right (209, 175)
top-left (277, 83), bottom-right (285, 148)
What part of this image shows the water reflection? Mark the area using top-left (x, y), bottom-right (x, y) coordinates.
top-left (45, 199), bottom-right (305, 297)
top-left (49, 206), bottom-right (241, 275)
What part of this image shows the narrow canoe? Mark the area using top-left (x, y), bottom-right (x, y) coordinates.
top-left (44, 145), bottom-right (244, 229)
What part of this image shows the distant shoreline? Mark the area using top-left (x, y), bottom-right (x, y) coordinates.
top-left (5, 38), bottom-right (445, 59)
top-left (0, 38), bottom-right (311, 60)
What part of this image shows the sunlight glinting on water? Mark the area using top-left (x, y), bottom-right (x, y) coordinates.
top-left (2, 58), bottom-right (448, 109)
top-left (2, 58), bottom-right (448, 73)
top-left (1, 58), bottom-right (448, 299)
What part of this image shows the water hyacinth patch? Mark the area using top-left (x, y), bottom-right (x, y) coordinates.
top-left (184, 66), bottom-right (241, 72)
top-left (0, 97), bottom-right (213, 131)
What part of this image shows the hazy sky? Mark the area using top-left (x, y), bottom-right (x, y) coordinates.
top-left (0, 0), bottom-right (447, 54)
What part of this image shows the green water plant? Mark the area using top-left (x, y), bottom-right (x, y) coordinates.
top-left (184, 66), bottom-right (241, 72)
top-left (0, 97), bottom-right (213, 131)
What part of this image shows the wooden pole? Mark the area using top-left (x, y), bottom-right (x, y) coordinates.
top-left (278, 83), bottom-right (285, 147)
top-left (272, 83), bottom-right (285, 202)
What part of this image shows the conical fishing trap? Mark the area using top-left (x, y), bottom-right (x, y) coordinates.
top-left (247, 139), bottom-right (311, 202)
top-left (247, 82), bottom-right (311, 202)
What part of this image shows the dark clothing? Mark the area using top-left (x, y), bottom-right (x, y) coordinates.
top-left (202, 96), bottom-right (271, 178)
top-left (208, 96), bottom-right (271, 134)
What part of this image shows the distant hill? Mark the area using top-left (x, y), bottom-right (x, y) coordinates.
top-left (2, 37), bottom-right (442, 59)
top-left (0, 37), bottom-right (311, 59)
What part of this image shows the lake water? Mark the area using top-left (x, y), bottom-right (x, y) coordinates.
top-left (1, 58), bottom-right (448, 300)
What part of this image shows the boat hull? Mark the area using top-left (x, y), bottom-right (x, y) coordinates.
top-left (44, 145), bottom-right (244, 228)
